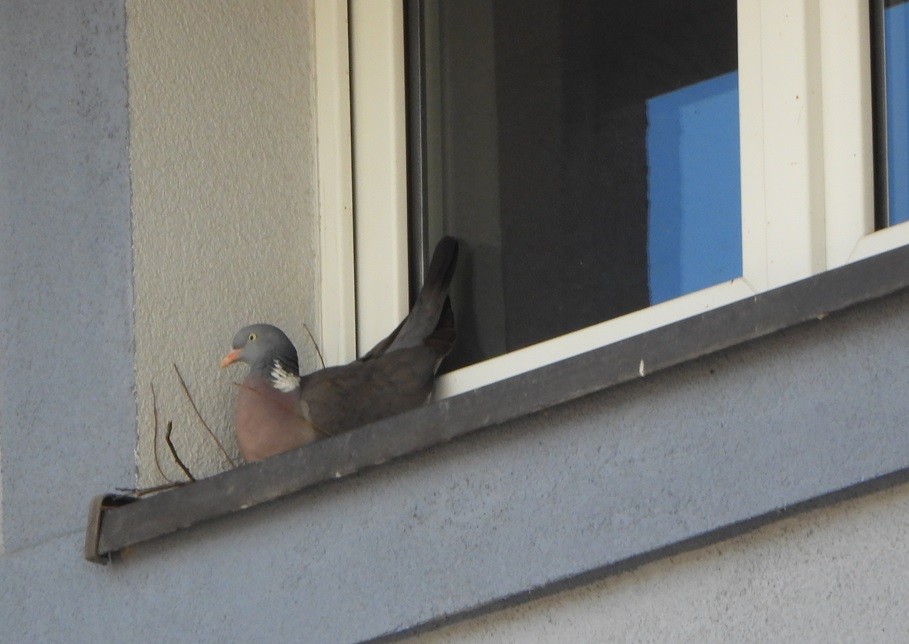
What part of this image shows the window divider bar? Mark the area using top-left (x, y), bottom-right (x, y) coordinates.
top-left (755, 0), bottom-right (828, 286)
top-left (315, 0), bottom-right (357, 365)
top-left (821, 0), bottom-right (877, 268)
top-left (350, 0), bottom-right (410, 354)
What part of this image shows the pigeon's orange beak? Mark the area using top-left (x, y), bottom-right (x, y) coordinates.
top-left (220, 348), bottom-right (243, 368)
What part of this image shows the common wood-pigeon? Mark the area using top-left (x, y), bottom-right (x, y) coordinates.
top-left (221, 236), bottom-right (458, 463)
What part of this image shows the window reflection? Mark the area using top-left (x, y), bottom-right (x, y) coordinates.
top-left (646, 71), bottom-right (741, 304)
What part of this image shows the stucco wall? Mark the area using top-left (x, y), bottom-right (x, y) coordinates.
top-left (126, 0), bottom-right (320, 486)
top-left (0, 0), bottom-right (136, 554)
top-left (424, 481), bottom-right (909, 642)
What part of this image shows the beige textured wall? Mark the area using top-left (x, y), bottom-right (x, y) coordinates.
top-left (423, 482), bottom-right (909, 642)
top-left (127, 0), bottom-right (320, 485)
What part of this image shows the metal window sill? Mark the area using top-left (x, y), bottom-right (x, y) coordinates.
top-left (85, 243), bottom-right (909, 564)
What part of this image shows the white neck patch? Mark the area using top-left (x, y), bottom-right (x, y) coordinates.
top-left (270, 360), bottom-right (300, 393)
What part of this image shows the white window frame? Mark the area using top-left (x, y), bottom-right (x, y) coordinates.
top-left (320, 0), bottom-right (903, 399)
top-left (314, 0), bottom-right (358, 366)
top-left (824, 0), bottom-right (909, 263)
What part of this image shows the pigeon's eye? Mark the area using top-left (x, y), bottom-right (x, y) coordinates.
top-left (248, 332), bottom-right (257, 342)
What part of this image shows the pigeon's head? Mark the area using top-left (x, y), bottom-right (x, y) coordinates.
top-left (220, 323), bottom-right (301, 391)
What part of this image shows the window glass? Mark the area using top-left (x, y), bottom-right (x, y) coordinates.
top-left (409, 0), bottom-right (740, 371)
top-left (883, 0), bottom-right (909, 225)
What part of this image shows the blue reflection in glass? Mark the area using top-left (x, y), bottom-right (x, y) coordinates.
top-left (886, 2), bottom-right (909, 225)
top-left (646, 71), bottom-right (742, 305)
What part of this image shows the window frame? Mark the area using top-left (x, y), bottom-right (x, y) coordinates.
top-left (338, 0), bottom-right (903, 396)
top-left (343, 0), bottom-right (885, 397)
top-left (315, 0), bottom-right (358, 366)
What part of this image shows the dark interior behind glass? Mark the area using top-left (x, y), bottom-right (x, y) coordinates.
top-left (407, 0), bottom-right (739, 372)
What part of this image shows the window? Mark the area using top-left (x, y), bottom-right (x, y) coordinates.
top-left (349, 1), bottom-right (895, 397)
top-left (409, 1), bottom-right (741, 372)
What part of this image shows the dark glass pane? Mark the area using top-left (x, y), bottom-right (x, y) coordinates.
top-left (884, 0), bottom-right (909, 225)
top-left (409, 0), bottom-right (741, 372)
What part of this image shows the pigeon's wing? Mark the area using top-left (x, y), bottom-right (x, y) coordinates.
top-left (299, 345), bottom-right (439, 435)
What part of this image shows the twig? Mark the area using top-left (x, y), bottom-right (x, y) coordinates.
top-left (116, 481), bottom-right (188, 497)
top-left (165, 421), bottom-right (196, 482)
top-left (173, 363), bottom-right (237, 468)
top-left (150, 383), bottom-right (176, 484)
top-left (302, 322), bottom-right (326, 369)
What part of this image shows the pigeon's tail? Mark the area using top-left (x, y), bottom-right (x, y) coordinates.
top-left (361, 236), bottom-right (459, 359)
top-left (391, 236), bottom-right (458, 352)
top-left (422, 295), bottom-right (456, 366)
top-left (418, 235), bottom-right (459, 309)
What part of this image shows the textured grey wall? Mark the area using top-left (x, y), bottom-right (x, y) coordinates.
top-left (424, 479), bottom-right (909, 642)
top-left (0, 0), bottom-right (135, 553)
top-left (3, 1), bottom-right (909, 642)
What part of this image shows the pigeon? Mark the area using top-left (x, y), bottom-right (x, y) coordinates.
top-left (220, 236), bottom-right (458, 463)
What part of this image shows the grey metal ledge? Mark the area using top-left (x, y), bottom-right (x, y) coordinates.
top-left (85, 243), bottom-right (909, 564)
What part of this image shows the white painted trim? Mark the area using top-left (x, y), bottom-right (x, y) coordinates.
top-left (314, 0), bottom-right (357, 365)
top-left (822, 0), bottom-right (909, 270)
top-left (849, 220), bottom-right (909, 262)
top-left (738, 0), bottom-right (769, 292)
top-left (821, 0), bottom-right (876, 268)
top-left (435, 279), bottom-right (757, 399)
top-left (753, 0), bottom-right (827, 287)
top-left (349, 0), bottom-right (409, 355)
